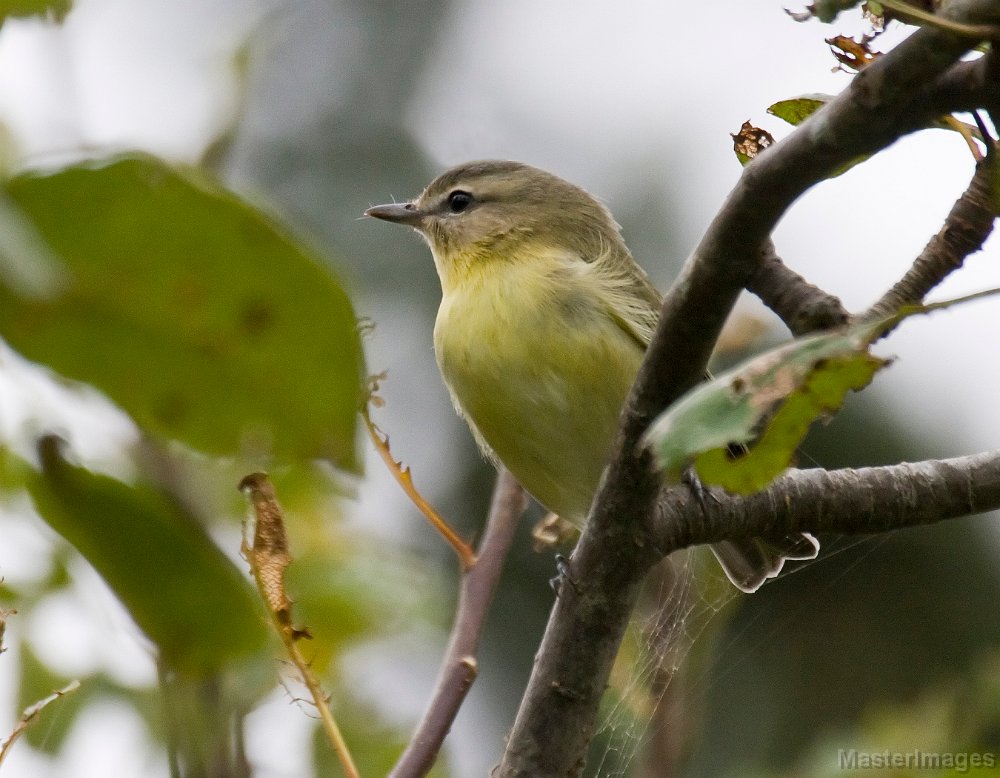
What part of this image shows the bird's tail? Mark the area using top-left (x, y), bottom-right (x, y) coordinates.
top-left (710, 533), bottom-right (819, 593)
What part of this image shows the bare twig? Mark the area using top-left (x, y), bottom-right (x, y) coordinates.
top-left (652, 451), bottom-right (1000, 550)
top-left (497, 4), bottom-right (1000, 774)
top-left (239, 473), bottom-right (360, 778)
top-left (390, 469), bottom-right (527, 778)
top-left (747, 239), bottom-right (850, 335)
top-left (866, 150), bottom-right (998, 321)
top-left (362, 405), bottom-right (477, 571)
top-left (0, 680), bottom-right (81, 765)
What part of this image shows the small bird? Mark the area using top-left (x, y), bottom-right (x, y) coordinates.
top-left (367, 160), bottom-right (817, 592)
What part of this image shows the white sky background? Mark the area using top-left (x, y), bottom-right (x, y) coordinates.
top-left (0, 1), bottom-right (999, 776)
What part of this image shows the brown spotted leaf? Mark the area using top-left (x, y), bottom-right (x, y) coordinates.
top-left (642, 289), bottom-right (1000, 494)
top-left (732, 121), bottom-right (775, 166)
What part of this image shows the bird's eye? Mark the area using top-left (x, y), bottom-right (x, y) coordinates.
top-left (446, 190), bottom-right (473, 213)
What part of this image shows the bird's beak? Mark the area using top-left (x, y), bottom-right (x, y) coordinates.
top-left (365, 201), bottom-right (425, 227)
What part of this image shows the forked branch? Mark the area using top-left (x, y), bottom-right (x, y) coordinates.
top-left (496, 3), bottom-right (1000, 775)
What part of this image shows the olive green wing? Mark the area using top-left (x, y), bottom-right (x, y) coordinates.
top-left (589, 249), bottom-right (662, 352)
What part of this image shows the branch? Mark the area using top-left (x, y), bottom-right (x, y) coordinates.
top-left (866, 151), bottom-right (999, 321)
top-left (918, 47), bottom-right (1000, 118)
top-left (628, 11), bottom-right (997, 437)
top-left (878, 0), bottom-right (1000, 38)
top-left (497, 4), bottom-right (1000, 775)
top-left (747, 239), bottom-right (850, 335)
top-left (652, 452), bottom-right (1000, 550)
top-left (390, 470), bottom-right (526, 778)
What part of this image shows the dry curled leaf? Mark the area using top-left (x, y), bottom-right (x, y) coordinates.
top-left (0, 608), bottom-right (12, 655)
top-left (531, 512), bottom-right (577, 553)
top-left (732, 121), bottom-right (775, 166)
top-left (827, 33), bottom-right (881, 72)
top-left (239, 473), bottom-right (297, 633)
top-left (237, 473), bottom-right (358, 777)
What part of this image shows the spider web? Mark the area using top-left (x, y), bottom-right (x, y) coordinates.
top-left (587, 534), bottom-right (879, 777)
top-left (590, 547), bottom-right (738, 778)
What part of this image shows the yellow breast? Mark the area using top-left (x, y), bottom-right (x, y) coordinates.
top-left (432, 249), bottom-right (644, 523)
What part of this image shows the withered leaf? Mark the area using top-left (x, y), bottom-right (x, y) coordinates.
top-left (732, 121), bottom-right (776, 166)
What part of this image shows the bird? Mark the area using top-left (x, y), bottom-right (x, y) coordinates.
top-left (366, 160), bottom-right (817, 592)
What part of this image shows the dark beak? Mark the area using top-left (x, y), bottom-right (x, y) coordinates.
top-left (365, 202), bottom-right (425, 227)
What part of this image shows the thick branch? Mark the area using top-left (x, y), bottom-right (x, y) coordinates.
top-left (918, 46), bottom-right (1000, 118)
top-left (628, 14), bottom-right (995, 438)
top-left (747, 240), bottom-right (850, 335)
top-left (867, 152), bottom-right (999, 320)
top-left (652, 452), bottom-right (1000, 550)
top-left (390, 470), bottom-right (526, 778)
top-left (497, 4), bottom-right (1000, 775)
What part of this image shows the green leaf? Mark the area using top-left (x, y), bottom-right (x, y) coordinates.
top-left (286, 547), bottom-right (442, 674)
top-left (0, 0), bottom-right (72, 27)
top-left (766, 95), bottom-right (873, 177)
top-left (0, 154), bottom-right (363, 468)
top-left (0, 445), bottom-right (33, 491)
top-left (642, 289), bottom-right (1000, 494)
top-left (27, 436), bottom-right (267, 673)
top-left (767, 95), bottom-right (831, 126)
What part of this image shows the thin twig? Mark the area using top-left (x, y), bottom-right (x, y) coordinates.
top-left (0, 680), bottom-right (81, 765)
top-left (362, 406), bottom-right (477, 570)
top-left (747, 239), bottom-right (851, 335)
top-left (239, 473), bottom-right (360, 778)
top-left (866, 150), bottom-right (998, 322)
top-left (390, 469), bottom-right (527, 778)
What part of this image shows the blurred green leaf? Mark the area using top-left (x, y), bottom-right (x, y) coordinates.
top-left (312, 698), bottom-right (450, 778)
top-left (16, 643), bottom-right (87, 753)
top-left (0, 445), bottom-right (32, 491)
top-left (1, 154), bottom-right (363, 468)
top-left (642, 290), bottom-right (1000, 494)
top-left (287, 547), bottom-right (443, 674)
top-left (27, 436), bottom-right (267, 673)
top-left (0, 0), bottom-right (72, 27)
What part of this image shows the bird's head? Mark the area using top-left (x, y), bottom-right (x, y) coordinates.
top-left (366, 160), bottom-right (625, 290)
